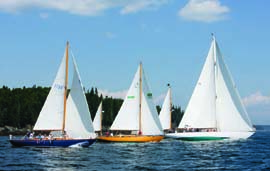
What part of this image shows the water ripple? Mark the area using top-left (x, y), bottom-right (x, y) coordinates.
top-left (1, 130), bottom-right (270, 170)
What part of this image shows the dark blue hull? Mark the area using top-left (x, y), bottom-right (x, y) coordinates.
top-left (10, 139), bottom-right (96, 147)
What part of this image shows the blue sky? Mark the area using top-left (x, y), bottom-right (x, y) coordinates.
top-left (0, 0), bottom-right (269, 124)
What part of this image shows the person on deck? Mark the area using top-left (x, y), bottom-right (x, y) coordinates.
top-left (29, 132), bottom-right (34, 139)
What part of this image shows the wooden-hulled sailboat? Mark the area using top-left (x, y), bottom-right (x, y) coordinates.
top-left (10, 42), bottom-right (96, 147)
top-left (98, 63), bottom-right (164, 142)
top-left (93, 102), bottom-right (102, 135)
top-left (159, 85), bottom-right (173, 133)
top-left (166, 35), bottom-right (256, 141)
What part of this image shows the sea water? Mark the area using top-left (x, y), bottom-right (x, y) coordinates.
top-left (1, 126), bottom-right (270, 170)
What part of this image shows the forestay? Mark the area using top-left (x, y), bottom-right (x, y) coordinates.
top-left (141, 68), bottom-right (163, 135)
top-left (214, 42), bottom-right (253, 132)
top-left (65, 56), bottom-right (96, 139)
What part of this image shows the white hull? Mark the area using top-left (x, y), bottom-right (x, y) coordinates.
top-left (165, 131), bottom-right (255, 140)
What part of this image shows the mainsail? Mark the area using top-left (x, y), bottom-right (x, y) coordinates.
top-left (93, 102), bottom-right (102, 132)
top-left (34, 52), bottom-right (66, 131)
top-left (179, 40), bottom-right (216, 129)
top-left (110, 66), bottom-right (140, 131)
top-left (110, 64), bottom-right (163, 135)
top-left (179, 37), bottom-right (253, 132)
top-left (65, 56), bottom-right (96, 139)
top-left (159, 87), bottom-right (171, 130)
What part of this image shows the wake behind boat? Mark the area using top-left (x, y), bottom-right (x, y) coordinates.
top-left (98, 63), bottom-right (164, 142)
top-left (10, 42), bottom-right (96, 147)
top-left (166, 35), bottom-right (255, 141)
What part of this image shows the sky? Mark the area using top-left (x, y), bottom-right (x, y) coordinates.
top-left (0, 0), bottom-right (269, 125)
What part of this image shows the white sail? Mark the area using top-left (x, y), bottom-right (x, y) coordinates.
top-left (110, 64), bottom-right (163, 135)
top-left (214, 41), bottom-right (253, 132)
top-left (179, 37), bottom-right (254, 132)
top-left (93, 102), bottom-right (102, 132)
top-left (179, 41), bottom-right (216, 129)
top-left (65, 56), bottom-right (96, 139)
top-left (34, 52), bottom-right (66, 131)
top-left (141, 68), bottom-right (163, 135)
top-left (110, 66), bottom-right (140, 131)
top-left (159, 87), bottom-right (171, 130)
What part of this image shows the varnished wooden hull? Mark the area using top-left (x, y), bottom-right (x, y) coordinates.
top-left (98, 135), bottom-right (164, 142)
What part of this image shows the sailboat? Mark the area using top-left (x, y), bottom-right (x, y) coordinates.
top-left (166, 35), bottom-right (255, 141)
top-left (98, 63), bottom-right (164, 142)
top-left (159, 85), bottom-right (173, 132)
top-left (93, 102), bottom-right (102, 134)
top-left (10, 42), bottom-right (97, 147)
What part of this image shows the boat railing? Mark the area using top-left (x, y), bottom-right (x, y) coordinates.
top-left (176, 128), bottom-right (217, 133)
top-left (102, 130), bottom-right (139, 136)
top-left (9, 131), bottom-right (74, 141)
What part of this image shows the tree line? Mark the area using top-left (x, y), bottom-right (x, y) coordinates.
top-left (0, 86), bottom-right (184, 129)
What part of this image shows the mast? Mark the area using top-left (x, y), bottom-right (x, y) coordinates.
top-left (212, 34), bottom-right (219, 131)
top-left (139, 62), bottom-right (142, 134)
top-left (100, 102), bottom-right (102, 132)
top-left (168, 84), bottom-right (172, 130)
top-left (62, 41), bottom-right (69, 133)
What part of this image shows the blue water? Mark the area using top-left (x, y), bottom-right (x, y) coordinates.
top-left (1, 127), bottom-right (270, 170)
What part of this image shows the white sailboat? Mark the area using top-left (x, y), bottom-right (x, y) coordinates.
top-left (93, 102), bottom-right (102, 132)
top-left (98, 63), bottom-right (164, 142)
top-left (159, 85), bottom-right (172, 131)
top-left (166, 36), bottom-right (255, 141)
top-left (10, 42), bottom-right (96, 147)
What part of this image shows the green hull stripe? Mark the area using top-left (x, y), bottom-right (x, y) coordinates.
top-left (177, 136), bottom-right (228, 141)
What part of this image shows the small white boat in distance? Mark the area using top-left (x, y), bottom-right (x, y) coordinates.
top-left (159, 85), bottom-right (173, 132)
top-left (93, 102), bottom-right (102, 134)
top-left (166, 35), bottom-right (255, 141)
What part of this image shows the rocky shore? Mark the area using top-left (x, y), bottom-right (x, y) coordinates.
top-left (0, 126), bottom-right (31, 136)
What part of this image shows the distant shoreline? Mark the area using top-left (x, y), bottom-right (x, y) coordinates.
top-left (0, 126), bottom-right (30, 136)
top-left (1, 125), bottom-right (270, 136)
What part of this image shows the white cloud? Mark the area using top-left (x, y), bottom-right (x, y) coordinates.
top-left (178, 0), bottom-right (230, 23)
top-left (120, 0), bottom-right (168, 14)
top-left (98, 89), bottom-right (127, 99)
top-left (0, 0), bottom-right (169, 16)
top-left (105, 32), bottom-right (116, 39)
top-left (0, 0), bottom-right (113, 15)
top-left (243, 91), bottom-right (270, 107)
top-left (243, 92), bottom-right (270, 125)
